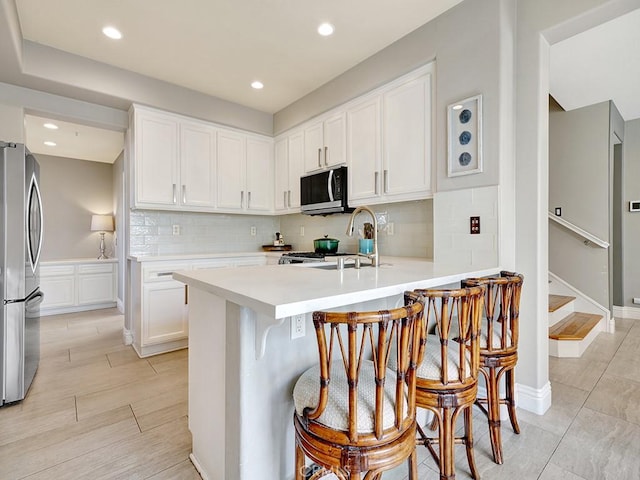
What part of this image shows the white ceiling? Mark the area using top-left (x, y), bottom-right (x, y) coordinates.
top-left (24, 114), bottom-right (124, 163)
top-left (15, 0), bottom-right (463, 114)
top-left (9, 2), bottom-right (640, 163)
top-left (550, 8), bottom-right (640, 121)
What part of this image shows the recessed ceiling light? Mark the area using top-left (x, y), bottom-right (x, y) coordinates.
top-left (317, 23), bottom-right (335, 37)
top-left (43, 122), bottom-right (58, 130)
top-left (452, 104), bottom-right (463, 110)
top-left (251, 81), bottom-right (264, 90)
top-left (44, 141), bottom-right (56, 147)
top-left (102, 26), bottom-right (122, 40)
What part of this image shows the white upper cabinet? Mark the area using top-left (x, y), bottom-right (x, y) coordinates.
top-left (216, 129), bottom-right (246, 210)
top-left (382, 73), bottom-right (432, 199)
top-left (217, 130), bottom-right (273, 213)
top-left (274, 130), bottom-right (304, 213)
top-left (303, 112), bottom-right (346, 173)
top-left (180, 121), bottom-right (217, 209)
top-left (346, 66), bottom-right (433, 206)
top-left (134, 108), bottom-right (180, 207)
top-left (131, 104), bottom-right (273, 214)
top-left (347, 96), bottom-right (382, 203)
top-left (245, 135), bottom-right (273, 212)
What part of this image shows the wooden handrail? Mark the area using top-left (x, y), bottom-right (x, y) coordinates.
top-left (548, 212), bottom-right (609, 248)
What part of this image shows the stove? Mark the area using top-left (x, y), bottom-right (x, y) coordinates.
top-left (278, 252), bottom-right (353, 264)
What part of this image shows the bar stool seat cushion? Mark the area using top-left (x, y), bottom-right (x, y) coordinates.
top-left (293, 359), bottom-right (402, 433)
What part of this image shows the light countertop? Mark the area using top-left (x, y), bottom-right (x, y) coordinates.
top-left (173, 256), bottom-right (498, 319)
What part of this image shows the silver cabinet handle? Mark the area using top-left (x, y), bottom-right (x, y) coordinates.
top-left (317, 148), bottom-right (322, 168)
top-left (374, 171), bottom-right (379, 195)
top-left (324, 146), bottom-right (328, 166)
top-left (182, 185), bottom-right (186, 204)
top-left (383, 170), bottom-right (389, 193)
top-left (157, 272), bottom-right (173, 277)
top-left (172, 184), bottom-right (177, 204)
top-left (240, 190), bottom-right (244, 208)
top-left (288, 190), bottom-right (292, 207)
top-left (248, 191), bottom-right (251, 209)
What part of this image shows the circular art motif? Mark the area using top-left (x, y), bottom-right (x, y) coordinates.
top-left (459, 152), bottom-right (472, 166)
top-left (459, 109), bottom-right (472, 124)
top-left (459, 131), bottom-right (472, 145)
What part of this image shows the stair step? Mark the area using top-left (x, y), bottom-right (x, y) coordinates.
top-left (549, 312), bottom-right (603, 341)
top-left (549, 294), bottom-right (576, 313)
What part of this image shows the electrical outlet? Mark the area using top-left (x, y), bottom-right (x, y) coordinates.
top-left (300, 226), bottom-right (305, 236)
top-left (387, 222), bottom-right (395, 236)
top-left (172, 225), bottom-right (180, 235)
top-left (291, 314), bottom-right (305, 339)
top-left (633, 298), bottom-right (640, 305)
top-left (470, 216), bottom-right (480, 234)
top-left (555, 207), bottom-right (562, 216)
top-left (250, 226), bottom-right (257, 236)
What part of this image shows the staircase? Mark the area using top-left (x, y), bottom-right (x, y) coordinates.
top-left (548, 293), bottom-right (605, 357)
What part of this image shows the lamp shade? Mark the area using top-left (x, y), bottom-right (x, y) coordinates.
top-left (91, 214), bottom-right (114, 232)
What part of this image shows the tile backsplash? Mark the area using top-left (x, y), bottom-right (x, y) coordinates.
top-left (280, 200), bottom-right (433, 258)
top-left (129, 200), bottom-right (433, 258)
top-left (129, 210), bottom-right (280, 257)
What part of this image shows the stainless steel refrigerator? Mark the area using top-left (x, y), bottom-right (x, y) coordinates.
top-left (1, 141), bottom-right (44, 406)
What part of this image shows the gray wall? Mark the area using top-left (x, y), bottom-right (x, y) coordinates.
top-left (38, 154), bottom-right (115, 261)
top-left (623, 118), bottom-right (640, 306)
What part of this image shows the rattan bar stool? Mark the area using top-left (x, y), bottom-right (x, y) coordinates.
top-left (461, 271), bottom-right (524, 465)
top-left (406, 286), bottom-right (485, 480)
top-left (292, 298), bottom-right (425, 480)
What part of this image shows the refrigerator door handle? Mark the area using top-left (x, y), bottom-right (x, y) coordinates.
top-left (3, 289), bottom-right (43, 306)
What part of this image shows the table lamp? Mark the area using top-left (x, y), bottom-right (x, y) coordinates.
top-left (91, 214), bottom-right (114, 259)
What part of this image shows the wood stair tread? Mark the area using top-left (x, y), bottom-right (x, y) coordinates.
top-left (549, 294), bottom-right (576, 312)
top-left (549, 312), bottom-right (602, 341)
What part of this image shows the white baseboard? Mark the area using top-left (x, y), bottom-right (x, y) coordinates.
top-left (40, 302), bottom-right (117, 317)
top-left (613, 305), bottom-right (640, 320)
top-left (516, 381), bottom-right (552, 415)
top-left (122, 328), bottom-right (134, 345)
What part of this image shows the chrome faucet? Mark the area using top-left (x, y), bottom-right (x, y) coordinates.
top-left (345, 206), bottom-right (378, 267)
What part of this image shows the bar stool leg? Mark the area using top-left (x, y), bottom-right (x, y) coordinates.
top-left (485, 365), bottom-right (504, 465)
top-left (295, 442), bottom-right (305, 480)
top-left (463, 406), bottom-right (480, 480)
top-left (438, 407), bottom-right (455, 480)
top-left (505, 367), bottom-right (520, 434)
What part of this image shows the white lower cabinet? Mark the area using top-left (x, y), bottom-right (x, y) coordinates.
top-left (130, 255), bottom-right (266, 357)
top-left (40, 259), bottom-right (117, 316)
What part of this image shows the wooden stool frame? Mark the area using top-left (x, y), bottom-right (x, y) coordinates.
top-left (293, 298), bottom-right (425, 480)
top-left (462, 271), bottom-right (524, 465)
top-left (407, 286), bottom-right (485, 480)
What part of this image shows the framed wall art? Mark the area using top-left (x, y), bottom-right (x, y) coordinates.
top-left (447, 94), bottom-right (482, 177)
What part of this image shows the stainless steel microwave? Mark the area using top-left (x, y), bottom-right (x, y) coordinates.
top-left (300, 166), bottom-right (352, 215)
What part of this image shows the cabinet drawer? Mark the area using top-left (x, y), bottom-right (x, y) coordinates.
top-left (41, 265), bottom-right (75, 277)
top-left (143, 263), bottom-right (191, 282)
top-left (78, 263), bottom-right (114, 274)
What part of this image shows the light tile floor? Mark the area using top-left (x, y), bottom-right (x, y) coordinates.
top-left (1, 309), bottom-right (638, 479)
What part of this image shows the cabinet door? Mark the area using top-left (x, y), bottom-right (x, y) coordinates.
top-left (216, 130), bottom-right (246, 210)
top-left (382, 74), bottom-right (432, 197)
top-left (142, 281), bottom-right (188, 345)
top-left (245, 136), bottom-right (273, 212)
top-left (180, 122), bottom-right (216, 209)
top-left (323, 112), bottom-right (346, 168)
top-left (78, 273), bottom-right (116, 305)
top-left (303, 121), bottom-right (324, 173)
top-left (135, 111), bottom-right (179, 206)
top-left (347, 97), bottom-right (381, 203)
top-left (288, 131), bottom-right (305, 209)
top-left (274, 137), bottom-right (289, 211)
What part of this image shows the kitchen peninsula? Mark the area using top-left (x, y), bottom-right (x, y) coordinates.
top-left (173, 257), bottom-right (498, 480)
